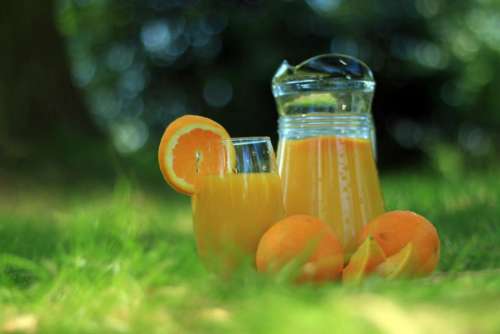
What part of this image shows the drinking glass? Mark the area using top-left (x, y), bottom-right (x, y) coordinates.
top-left (191, 137), bottom-right (284, 275)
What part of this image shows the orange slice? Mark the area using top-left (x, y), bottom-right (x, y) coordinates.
top-left (158, 115), bottom-right (231, 195)
top-left (375, 243), bottom-right (418, 279)
top-left (342, 236), bottom-right (386, 283)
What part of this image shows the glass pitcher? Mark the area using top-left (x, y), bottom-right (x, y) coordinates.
top-left (272, 54), bottom-right (384, 257)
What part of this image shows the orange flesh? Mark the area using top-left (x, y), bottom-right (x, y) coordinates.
top-left (192, 173), bottom-right (284, 275)
top-left (277, 136), bottom-right (385, 256)
top-left (158, 115), bottom-right (231, 195)
top-left (172, 128), bottom-right (227, 188)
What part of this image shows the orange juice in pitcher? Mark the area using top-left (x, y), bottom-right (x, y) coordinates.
top-left (272, 54), bottom-right (384, 256)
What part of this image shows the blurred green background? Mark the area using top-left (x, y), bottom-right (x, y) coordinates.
top-left (1, 1), bottom-right (500, 333)
top-left (1, 0), bottom-right (499, 182)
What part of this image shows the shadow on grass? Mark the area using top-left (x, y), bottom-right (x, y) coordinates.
top-left (0, 214), bottom-right (60, 287)
top-left (0, 215), bottom-right (59, 259)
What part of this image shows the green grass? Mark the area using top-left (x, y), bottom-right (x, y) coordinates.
top-left (0, 168), bottom-right (499, 334)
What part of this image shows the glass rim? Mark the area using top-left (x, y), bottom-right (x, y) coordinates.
top-left (221, 136), bottom-right (271, 145)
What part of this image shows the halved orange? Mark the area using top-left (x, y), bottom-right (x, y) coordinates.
top-left (158, 115), bottom-right (231, 195)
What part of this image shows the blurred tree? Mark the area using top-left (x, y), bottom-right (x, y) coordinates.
top-left (58, 0), bottom-right (450, 165)
top-left (2, 0), bottom-right (499, 168)
top-left (0, 0), bottom-right (98, 155)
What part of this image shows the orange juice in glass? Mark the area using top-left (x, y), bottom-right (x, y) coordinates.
top-left (192, 137), bottom-right (284, 275)
top-left (272, 54), bottom-right (385, 257)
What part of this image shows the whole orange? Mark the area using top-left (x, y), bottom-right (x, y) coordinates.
top-left (256, 215), bottom-right (344, 283)
top-left (357, 210), bottom-right (440, 275)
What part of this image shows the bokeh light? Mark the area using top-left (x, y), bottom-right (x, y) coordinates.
top-left (203, 78), bottom-right (233, 108)
top-left (111, 119), bottom-right (149, 154)
top-left (54, 0), bottom-right (500, 163)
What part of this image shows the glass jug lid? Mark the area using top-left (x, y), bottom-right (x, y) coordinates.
top-left (272, 54), bottom-right (375, 115)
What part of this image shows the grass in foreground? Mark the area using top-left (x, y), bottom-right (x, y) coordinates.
top-left (0, 168), bottom-right (499, 334)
